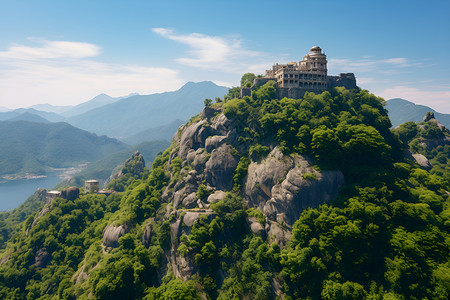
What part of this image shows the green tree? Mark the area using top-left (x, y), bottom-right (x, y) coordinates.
top-left (240, 73), bottom-right (256, 86)
top-left (204, 98), bottom-right (212, 106)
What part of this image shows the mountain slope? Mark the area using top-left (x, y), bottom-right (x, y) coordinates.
top-left (0, 86), bottom-right (448, 299)
top-left (121, 119), bottom-right (184, 145)
top-left (66, 81), bottom-right (229, 138)
top-left (386, 98), bottom-right (450, 128)
top-left (0, 120), bottom-right (128, 177)
top-left (61, 93), bottom-right (121, 118)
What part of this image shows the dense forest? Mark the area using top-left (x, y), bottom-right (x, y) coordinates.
top-left (0, 80), bottom-right (448, 299)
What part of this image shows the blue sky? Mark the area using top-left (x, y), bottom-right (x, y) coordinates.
top-left (0, 0), bottom-right (449, 112)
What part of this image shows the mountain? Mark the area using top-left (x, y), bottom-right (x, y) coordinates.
top-left (0, 86), bottom-right (448, 299)
top-left (0, 120), bottom-right (128, 178)
top-left (29, 104), bottom-right (74, 114)
top-left (386, 98), bottom-right (450, 128)
top-left (61, 93), bottom-right (122, 118)
top-left (66, 81), bottom-right (229, 138)
top-left (121, 119), bottom-right (185, 145)
top-left (7, 112), bottom-right (50, 123)
top-left (0, 108), bottom-right (64, 122)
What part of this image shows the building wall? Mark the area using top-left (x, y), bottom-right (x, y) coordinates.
top-left (240, 46), bottom-right (357, 100)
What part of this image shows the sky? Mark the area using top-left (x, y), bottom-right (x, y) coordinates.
top-left (0, 0), bottom-right (449, 112)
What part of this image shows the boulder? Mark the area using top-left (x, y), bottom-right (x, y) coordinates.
top-left (245, 148), bottom-right (344, 226)
top-left (412, 153), bottom-right (432, 170)
top-left (179, 120), bottom-right (214, 160)
top-left (102, 224), bottom-right (128, 249)
top-left (193, 149), bottom-right (207, 172)
top-left (248, 217), bottom-right (266, 238)
top-left (207, 190), bottom-right (226, 203)
top-left (183, 212), bottom-right (201, 227)
top-left (246, 147), bottom-right (293, 207)
top-left (205, 135), bottom-right (227, 153)
top-left (182, 192), bottom-right (198, 209)
top-left (205, 144), bottom-right (239, 190)
top-left (201, 106), bottom-right (220, 119)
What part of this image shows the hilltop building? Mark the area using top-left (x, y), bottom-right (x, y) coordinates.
top-left (241, 46), bottom-right (357, 99)
top-left (85, 180), bottom-right (99, 193)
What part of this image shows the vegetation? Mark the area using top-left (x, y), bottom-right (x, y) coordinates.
top-left (0, 82), bottom-right (448, 299)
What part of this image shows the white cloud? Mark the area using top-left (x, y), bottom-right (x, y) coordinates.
top-left (328, 57), bottom-right (421, 74)
top-left (0, 39), bottom-right (100, 60)
top-left (0, 39), bottom-right (184, 108)
top-left (379, 85), bottom-right (450, 113)
top-left (152, 28), bottom-right (271, 74)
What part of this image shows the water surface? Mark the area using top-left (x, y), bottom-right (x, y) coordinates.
top-left (0, 175), bottom-right (62, 211)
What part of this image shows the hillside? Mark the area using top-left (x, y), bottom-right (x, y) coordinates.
top-left (0, 120), bottom-right (128, 178)
top-left (386, 98), bottom-right (450, 128)
top-left (0, 85), bottom-right (448, 299)
top-left (66, 81), bottom-right (229, 138)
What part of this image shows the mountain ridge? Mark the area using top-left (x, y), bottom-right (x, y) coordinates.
top-left (65, 81), bottom-right (229, 138)
top-left (386, 98), bottom-right (450, 128)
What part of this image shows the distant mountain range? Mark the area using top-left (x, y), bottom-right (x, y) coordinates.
top-left (0, 108), bottom-right (64, 122)
top-left (122, 119), bottom-right (185, 145)
top-left (1, 81), bottom-right (228, 142)
top-left (65, 81), bottom-right (229, 138)
top-left (29, 104), bottom-right (74, 114)
top-left (0, 120), bottom-right (127, 178)
top-left (60, 93), bottom-right (122, 118)
top-left (386, 98), bottom-right (450, 128)
top-left (8, 112), bottom-right (50, 123)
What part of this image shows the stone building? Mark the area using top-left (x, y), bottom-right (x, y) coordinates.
top-left (242, 46), bottom-right (357, 99)
top-left (85, 180), bottom-right (99, 193)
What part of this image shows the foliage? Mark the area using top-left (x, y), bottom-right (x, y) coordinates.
top-left (240, 73), bottom-right (256, 87)
top-left (204, 98), bottom-right (212, 107)
top-left (196, 184), bottom-right (210, 201)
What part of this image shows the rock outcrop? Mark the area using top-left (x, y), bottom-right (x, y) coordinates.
top-left (60, 186), bottom-right (79, 201)
top-left (102, 224), bottom-right (128, 249)
top-left (245, 147), bottom-right (344, 227)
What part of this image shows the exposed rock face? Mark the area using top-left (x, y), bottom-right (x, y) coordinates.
top-left (205, 144), bottom-right (239, 190)
top-left (35, 248), bottom-right (50, 267)
top-left (412, 153), bottom-right (432, 170)
top-left (102, 224), bottom-right (128, 249)
top-left (142, 222), bottom-right (153, 248)
top-left (111, 106), bottom-right (346, 284)
top-left (201, 106), bottom-right (220, 119)
top-left (60, 186), bottom-right (79, 201)
top-left (246, 147), bottom-right (344, 226)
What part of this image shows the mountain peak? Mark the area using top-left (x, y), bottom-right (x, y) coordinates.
top-left (179, 81), bottom-right (220, 91)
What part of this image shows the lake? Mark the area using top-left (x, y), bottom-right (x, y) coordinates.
top-left (0, 175), bottom-right (62, 211)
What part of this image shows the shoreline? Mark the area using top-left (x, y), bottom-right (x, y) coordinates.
top-left (1, 163), bottom-right (89, 183)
